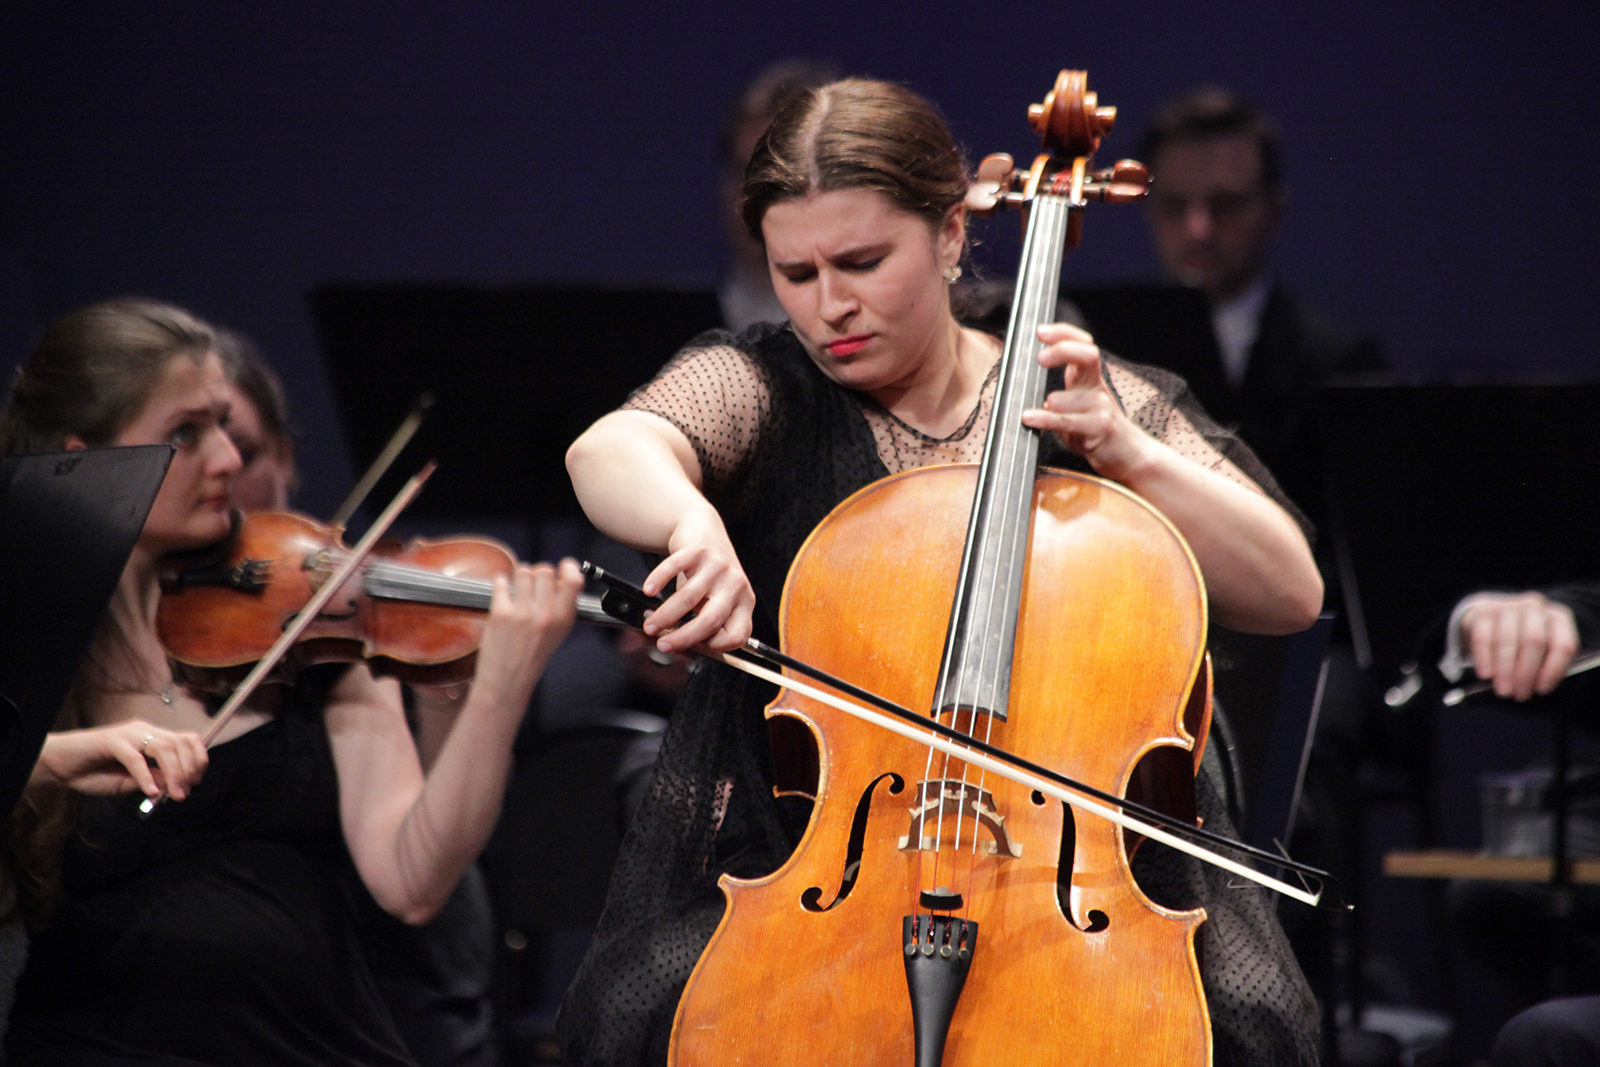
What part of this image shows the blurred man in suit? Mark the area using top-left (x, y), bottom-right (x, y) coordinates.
top-left (1139, 86), bottom-right (1384, 523)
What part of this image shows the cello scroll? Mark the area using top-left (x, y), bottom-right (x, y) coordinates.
top-left (964, 69), bottom-right (1150, 248)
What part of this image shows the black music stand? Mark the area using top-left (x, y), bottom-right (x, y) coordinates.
top-left (309, 283), bottom-right (721, 523)
top-left (1062, 283), bottom-right (1222, 398)
top-left (0, 445), bottom-right (171, 816)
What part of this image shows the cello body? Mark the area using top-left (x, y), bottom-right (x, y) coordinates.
top-left (669, 463), bottom-right (1211, 1065)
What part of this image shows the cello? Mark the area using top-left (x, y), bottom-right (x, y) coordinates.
top-left (668, 71), bottom-right (1215, 1065)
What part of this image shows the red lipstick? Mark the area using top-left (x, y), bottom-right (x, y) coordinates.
top-left (826, 335), bottom-right (872, 356)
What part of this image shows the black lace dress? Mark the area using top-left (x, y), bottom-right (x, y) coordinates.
top-left (4, 668), bottom-right (417, 1066)
top-left (556, 323), bottom-right (1322, 1066)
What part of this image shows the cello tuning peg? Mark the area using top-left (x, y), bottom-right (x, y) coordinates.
top-left (1084, 159), bottom-right (1150, 203)
top-left (1108, 159), bottom-right (1148, 184)
top-left (965, 153), bottom-right (1018, 215)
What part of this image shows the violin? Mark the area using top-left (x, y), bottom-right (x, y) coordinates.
top-left (140, 464), bottom-right (610, 814)
top-left (158, 508), bottom-right (618, 691)
top-left (159, 509), bottom-right (521, 690)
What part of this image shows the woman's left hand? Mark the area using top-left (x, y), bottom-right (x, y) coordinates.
top-left (1020, 321), bottom-right (1322, 635)
top-left (469, 558), bottom-right (585, 714)
top-left (1020, 322), bottom-right (1156, 482)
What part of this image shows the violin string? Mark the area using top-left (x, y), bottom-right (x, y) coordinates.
top-left (363, 559), bottom-right (496, 608)
top-left (311, 550), bottom-right (507, 615)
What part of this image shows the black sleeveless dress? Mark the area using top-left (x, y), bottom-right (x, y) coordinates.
top-left (4, 669), bottom-right (417, 1066)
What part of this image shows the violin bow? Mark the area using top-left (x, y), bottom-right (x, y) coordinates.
top-left (583, 561), bottom-right (1344, 911)
top-left (141, 462), bottom-right (437, 814)
top-left (328, 392), bottom-right (433, 530)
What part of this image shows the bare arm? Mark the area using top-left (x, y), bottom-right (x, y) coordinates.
top-left (565, 409), bottom-right (707, 553)
top-left (325, 560), bottom-right (582, 924)
top-left (1023, 322), bottom-right (1323, 635)
top-left (566, 409), bottom-right (756, 654)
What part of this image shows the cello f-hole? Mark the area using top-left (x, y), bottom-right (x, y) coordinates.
top-left (799, 772), bottom-right (905, 913)
top-left (1051, 800), bottom-right (1111, 933)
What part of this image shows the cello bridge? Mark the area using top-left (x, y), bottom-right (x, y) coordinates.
top-left (899, 779), bottom-right (1021, 858)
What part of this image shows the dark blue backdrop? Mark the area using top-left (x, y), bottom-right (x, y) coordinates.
top-left (4, 1), bottom-right (1598, 512)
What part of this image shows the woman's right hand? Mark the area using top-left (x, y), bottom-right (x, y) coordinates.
top-left (640, 502), bottom-right (756, 655)
top-left (31, 721), bottom-right (208, 801)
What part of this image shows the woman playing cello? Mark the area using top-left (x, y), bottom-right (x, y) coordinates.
top-left (0, 297), bottom-right (584, 1064)
top-left (559, 77), bottom-right (1324, 1064)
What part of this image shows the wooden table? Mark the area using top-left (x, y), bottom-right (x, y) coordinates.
top-left (1384, 849), bottom-right (1600, 885)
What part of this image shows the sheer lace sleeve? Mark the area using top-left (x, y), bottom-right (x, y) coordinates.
top-left (619, 332), bottom-right (774, 500)
top-left (1103, 354), bottom-right (1311, 538)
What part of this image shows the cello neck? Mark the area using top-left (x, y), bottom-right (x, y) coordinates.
top-left (935, 186), bottom-right (1075, 723)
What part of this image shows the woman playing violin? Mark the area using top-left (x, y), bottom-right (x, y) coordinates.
top-left (0, 297), bottom-right (583, 1065)
top-left (559, 78), bottom-right (1324, 1065)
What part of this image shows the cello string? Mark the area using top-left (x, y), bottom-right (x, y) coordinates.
top-left (962, 187), bottom-right (1070, 868)
top-left (918, 183), bottom-right (1074, 906)
top-left (937, 187), bottom-right (1050, 876)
